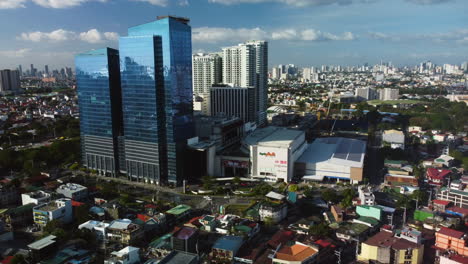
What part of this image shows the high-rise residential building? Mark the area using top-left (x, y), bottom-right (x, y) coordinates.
top-left (355, 87), bottom-right (379, 101)
top-left (0, 69), bottom-right (21, 92)
top-left (302, 67), bottom-right (311, 82)
top-left (379, 88), bottom-right (399, 101)
top-left (211, 84), bottom-right (255, 124)
top-left (75, 48), bottom-right (123, 176)
top-left (271, 67), bottom-right (280, 80)
top-left (222, 40), bottom-right (268, 125)
top-left (119, 16), bottom-right (194, 185)
top-left (192, 53), bottom-right (222, 115)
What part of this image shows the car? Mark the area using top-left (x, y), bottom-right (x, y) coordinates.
top-left (204, 196), bottom-right (212, 201)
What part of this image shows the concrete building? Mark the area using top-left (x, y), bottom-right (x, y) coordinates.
top-left (259, 201), bottom-right (288, 223)
top-left (21, 191), bottom-right (51, 205)
top-left (358, 186), bottom-right (375, 206)
top-left (243, 127), bottom-right (307, 183)
top-left (33, 198), bottom-right (73, 226)
top-left (210, 236), bottom-right (244, 263)
top-left (78, 220), bottom-right (110, 241)
top-left (437, 187), bottom-right (468, 209)
top-left (222, 41), bottom-right (268, 125)
top-left (104, 246), bottom-right (140, 264)
top-left (435, 227), bottom-right (468, 257)
top-left (56, 183), bottom-right (88, 201)
top-left (379, 88), bottom-right (399, 101)
top-left (171, 227), bottom-right (198, 253)
top-left (382, 130), bottom-right (405, 150)
top-left (192, 53), bottom-right (222, 115)
top-left (107, 219), bottom-right (143, 245)
top-left (211, 84), bottom-right (255, 123)
top-left (355, 87), bottom-right (379, 101)
top-left (358, 229), bottom-right (424, 264)
top-left (296, 137), bottom-right (366, 184)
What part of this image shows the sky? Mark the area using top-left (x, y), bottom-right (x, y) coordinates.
top-left (0, 0), bottom-right (467, 70)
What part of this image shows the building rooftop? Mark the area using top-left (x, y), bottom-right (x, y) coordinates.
top-left (275, 243), bottom-right (318, 262)
top-left (213, 236), bottom-right (244, 253)
top-left (437, 227), bottom-right (466, 239)
top-left (257, 129), bottom-right (304, 148)
top-left (363, 230), bottom-right (419, 249)
top-left (297, 137), bottom-right (366, 168)
top-left (56, 183), bottom-right (87, 192)
top-left (108, 219), bottom-right (132, 230)
top-left (174, 227), bottom-right (197, 240)
top-left (28, 235), bottom-right (57, 250)
top-left (265, 191), bottom-right (285, 200)
top-left (166, 204), bottom-right (191, 216)
top-left (159, 251), bottom-right (198, 264)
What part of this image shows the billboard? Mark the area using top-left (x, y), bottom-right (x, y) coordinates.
top-left (256, 146), bottom-right (288, 179)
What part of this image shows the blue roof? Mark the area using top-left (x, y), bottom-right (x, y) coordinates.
top-left (213, 236), bottom-right (244, 253)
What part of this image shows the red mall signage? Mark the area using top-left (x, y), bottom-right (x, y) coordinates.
top-left (259, 152), bottom-right (276, 157)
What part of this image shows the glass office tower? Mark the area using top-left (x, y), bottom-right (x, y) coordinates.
top-left (119, 16), bottom-right (194, 185)
top-left (75, 48), bottom-right (123, 176)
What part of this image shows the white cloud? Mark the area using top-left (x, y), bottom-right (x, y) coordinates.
top-left (192, 27), bottom-right (356, 43)
top-left (0, 48), bottom-right (31, 58)
top-left (369, 28), bottom-right (468, 44)
top-left (19, 29), bottom-right (118, 43)
top-left (131, 0), bottom-right (168, 6)
top-left (208, 0), bottom-right (374, 7)
top-left (193, 27), bottom-right (269, 43)
top-left (19, 29), bottom-right (75, 42)
top-left (0, 0), bottom-right (27, 9)
top-left (405, 0), bottom-right (454, 4)
top-left (0, 0), bottom-right (106, 9)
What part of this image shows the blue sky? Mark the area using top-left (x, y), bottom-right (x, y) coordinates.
top-left (0, 0), bottom-right (467, 69)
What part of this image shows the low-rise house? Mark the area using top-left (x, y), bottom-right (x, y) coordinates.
top-left (33, 198), bottom-right (72, 226)
top-left (331, 205), bottom-right (344, 223)
top-left (107, 219), bottom-right (144, 246)
top-left (382, 129), bottom-right (405, 150)
top-left (435, 227), bottom-right (468, 257)
top-left (165, 204), bottom-right (191, 225)
top-left (357, 229), bottom-right (424, 264)
top-left (272, 242), bottom-right (319, 264)
top-left (28, 235), bottom-right (58, 261)
top-left (78, 220), bottom-right (109, 241)
top-left (56, 183), bottom-right (88, 201)
top-left (210, 236), bottom-right (244, 263)
top-left (104, 246), bottom-right (140, 264)
top-left (21, 191), bottom-right (51, 205)
top-left (356, 205), bottom-right (395, 225)
top-left (385, 173), bottom-right (418, 187)
top-left (200, 215), bottom-right (217, 232)
top-left (336, 222), bottom-right (370, 242)
top-left (358, 186), bottom-right (375, 206)
top-left (259, 201), bottom-right (287, 223)
top-left (434, 155), bottom-right (455, 168)
top-left (427, 168), bottom-right (452, 186)
top-left (433, 200), bottom-right (452, 212)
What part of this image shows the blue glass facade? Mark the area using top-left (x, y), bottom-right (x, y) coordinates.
top-left (120, 17), bottom-right (194, 184)
top-left (75, 48), bottom-right (123, 175)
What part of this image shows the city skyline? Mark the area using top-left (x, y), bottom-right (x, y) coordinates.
top-left (0, 0), bottom-right (467, 69)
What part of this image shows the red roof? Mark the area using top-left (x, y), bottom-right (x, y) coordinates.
top-left (314, 239), bottom-right (335, 248)
top-left (71, 200), bottom-right (85, 207)
top-left (437, 227), bottom-right (465, 239)
top-left (447, 206), bottom-right (468, 216)
top-left (433, 199), bottom-right (451, 206)
top-left (427, 168), bottom-right (451, 180)
top-left (268, 230), bottom-right (294, 248)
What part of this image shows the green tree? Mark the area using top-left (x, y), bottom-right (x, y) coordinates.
top-left (309, 222), bottom-right (331, 238)
top-left (263, 217), bottom-right (275, 229)
top-left (202, 175), bottom-right (214, 190)
top-left (233, 176), bottom-right (241, 185)
top-left (288, 184), bottom-right (298, 192)
top-left (43, 219), bottom-right (62, 234)
top-left (322, 189), bottom-right (339, 204)
top-left (10, 255), bottom-right (26, 264)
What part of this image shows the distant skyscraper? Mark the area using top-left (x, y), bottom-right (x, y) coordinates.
top-left (222, 40), bottom-right (268, 125)
top-left (30, 64), bottom-right (36, 77)
top-left (119, 16), bottom-right (194, 185)
top-left (211, 84), bottom-right (255, 124)
top-left (303, 67), bottom-right (312, 82)
top-left (45, 65), bottom-right (49, 76)
top-left (192, 52), bottom-right (222, 115)
top-left (271, 67), bottom-right (280, 80)
top-left (75, 48), bottom-right (123, 176)
top-left (0, 69), bottom-right (21, 92)
top-left (18, 65), bottom-right (22, 76)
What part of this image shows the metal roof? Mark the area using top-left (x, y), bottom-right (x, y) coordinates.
top-left (28, 235), bottom-right (57, 250)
